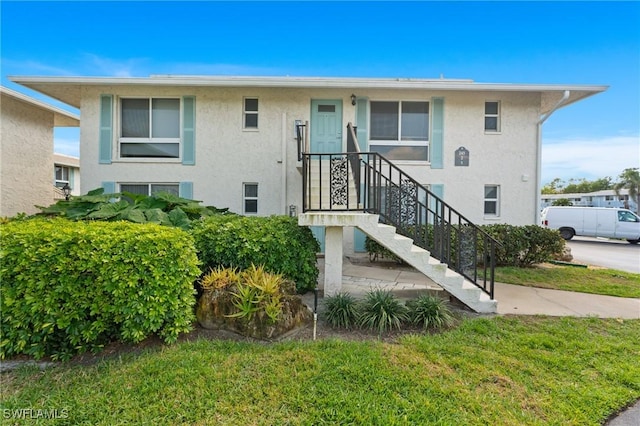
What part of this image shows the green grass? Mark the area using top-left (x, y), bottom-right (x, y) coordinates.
top-left (2, 317), bottom-right (639, 425)
top-left (495, 265), bottom-right (640, 298)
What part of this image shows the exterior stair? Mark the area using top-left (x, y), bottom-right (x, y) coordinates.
top-left (306, 159), bottom-right (362, 210)
top-left (299, 212), bottom-right (498, 314)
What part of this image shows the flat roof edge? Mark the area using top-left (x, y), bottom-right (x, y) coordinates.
top-left (8, 75), bottom-right (608, 93)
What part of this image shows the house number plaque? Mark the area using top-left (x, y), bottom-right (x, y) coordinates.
top-left (455, 146), bottom-right (469, 166)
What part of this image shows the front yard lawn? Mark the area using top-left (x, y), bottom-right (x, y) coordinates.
top-left (495, 264), bottom-right (640, 298)
top-left (2, 316), bottom-right (639, 425)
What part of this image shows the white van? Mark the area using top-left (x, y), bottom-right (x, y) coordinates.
top-left (541, 206), bottom-right (640, 244)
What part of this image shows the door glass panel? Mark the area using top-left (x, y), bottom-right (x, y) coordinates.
top-left (318, 105), bottom-right (335, 113)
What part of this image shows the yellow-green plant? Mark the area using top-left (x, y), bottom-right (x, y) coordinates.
top-left (200, 266), bottom-right (239, 291)
top-left (228, 265), bottom-right (284, 324)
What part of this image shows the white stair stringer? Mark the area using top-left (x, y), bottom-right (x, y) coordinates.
top-left (299, 212), bottom-right (497, 314)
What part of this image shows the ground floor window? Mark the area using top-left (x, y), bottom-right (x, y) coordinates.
top-left (120, 183), bottom-right (179, 196)
top-left (243, 183), bottom-right (258, 214)
top-left (484, 185), bottom-right (500, 216)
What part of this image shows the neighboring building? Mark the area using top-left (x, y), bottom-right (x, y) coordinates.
top-left (0, 86), bottom-right (80, 217)
top-left (541, 189), bottom-right (637, 211)
top-left (53, 153), bottom-right (81, 200)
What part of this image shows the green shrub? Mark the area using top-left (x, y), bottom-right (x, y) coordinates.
top-left (323, 292), bottom-right (360, 329)
top-left (357, 289), bottom-right (409, 333)
top-left (406, 294), bottom-right (454, 330)
top-left (364, 237), bottom-right (403, 263)
top-left (191, 215), bottom-right (319, 293)
top-left (0, 218), bottom-right (201, 360)
top-left (36, 187), bottom-right (229, 229)
top-left (480, 224), bottom-right (565, 267)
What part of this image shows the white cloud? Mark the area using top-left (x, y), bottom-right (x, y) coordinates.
top-left (542, 135), bottom-right (640, 184)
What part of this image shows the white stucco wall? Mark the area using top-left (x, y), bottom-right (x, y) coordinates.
top-left (78, 85), bottom-right (542, 225)
top-left (1, 94), bottom-right (54, 216)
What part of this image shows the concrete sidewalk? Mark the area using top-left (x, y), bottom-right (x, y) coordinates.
top-left (319, 256), bottom-right (640, 319)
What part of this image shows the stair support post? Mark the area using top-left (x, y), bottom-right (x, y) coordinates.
top-left (324, 226), bottom-right (344, 297)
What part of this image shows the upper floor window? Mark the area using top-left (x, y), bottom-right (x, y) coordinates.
top-left (120, 98), bottom-right (180, 158)
top-left (370, 101), bottom-right (429, 161)
top-left (484, 101), bottom-right (500, 132)
top-left (484, 185), bottom-right (500, 216)
top-left (54, 165), bottom-right (70, 188)
top-left (244, 98), bottom-right (259, 129)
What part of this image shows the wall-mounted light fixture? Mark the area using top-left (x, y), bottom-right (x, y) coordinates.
top-left (62, 183), bottom-right (72, 201)
top-left (351, 94), bottom-right (356, 106)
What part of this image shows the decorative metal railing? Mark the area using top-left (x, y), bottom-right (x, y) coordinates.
top-left (301, 123), bottom-right (499, 298)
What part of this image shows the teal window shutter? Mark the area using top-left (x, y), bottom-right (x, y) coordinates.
top-left (355, 98), bottom-right (368, 151)
top-left (179, 181), bottom-right (193, 199)
top-left (431, 184), bottom-right (444, 199)
top-left (99, 95), bottom-right (113, 164)
top-left (101, 181), bottom-right (116, 194)
top-left (431, 97), bottom-right (444, 169)
top-left (69, 168), bottom-right (74, 188)
top-left (429, 184), bottom-right (444, 223)
top-left (182, 96), bottom-right (196, 165)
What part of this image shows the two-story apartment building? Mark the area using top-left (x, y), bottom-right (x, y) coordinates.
top-left (10, 75), bottom-right (606, 312)
top-left (10, 75), bottom-right (605, 226)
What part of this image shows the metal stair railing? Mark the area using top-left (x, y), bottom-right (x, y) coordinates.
top-left (302, 123), bottom-right (500, 299)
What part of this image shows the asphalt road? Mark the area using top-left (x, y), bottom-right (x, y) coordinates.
top-left (566, 236), bottom-right (640, 274)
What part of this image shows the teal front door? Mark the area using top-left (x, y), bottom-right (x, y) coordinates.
top-left (310, 100), bottom-right (343, 153)
top-left (309, 100), bottom-right (343, 252)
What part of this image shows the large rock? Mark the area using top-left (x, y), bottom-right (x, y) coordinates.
top-left (196, 285), bottom-right (312, 340)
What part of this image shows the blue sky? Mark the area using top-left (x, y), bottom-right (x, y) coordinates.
top-left (2, 1), bottom-right (639, 185)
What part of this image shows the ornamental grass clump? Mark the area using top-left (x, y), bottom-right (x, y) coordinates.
top-left (200, 266), bottom-right (240, 291)
top-left (357, 289), bottom-right (409, 333)
top-left (229, 265), bottom-right (285, 324)
top-left (406, 293), bottom-right (454, 330)
top-left (323, 292), bottom-right (360, 329)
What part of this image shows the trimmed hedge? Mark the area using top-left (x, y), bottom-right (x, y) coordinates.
top-left (0, 218), bottom-right (200, 360)
top-left (191, 215), bottom-right (319, 293)
top-left (480, 224), bottom-right (565, 267)
top-left (364, 223), bottom-right (565, 268)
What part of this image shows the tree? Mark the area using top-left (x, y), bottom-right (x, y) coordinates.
top-left (552, 198), bottom-right (572, 206)
top-left (614, 168), bottom-right (640, 214)
top-left (563, 177), bottom-right (612, 193)
top-left (541, 178), bottom-right (564, 194)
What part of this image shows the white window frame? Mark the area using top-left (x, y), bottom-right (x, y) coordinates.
top-left (243, 97), bottom-right (259, 130)
top-left (117, 97), bottom-right (182, 161)
top-left (484, 185), bottom-right (500, 217)
top-left (55, 165), bottom-right (70, 188)
top-left (243, 183), bottom-right (258, 215)
top-left (119, 183), bottom-right (180, 197)
top-left (369, 100), bottom-right (430, 161)
top-left (484, 101), bottom-right (501, 133)
top-left (242, 182), bottom-right (260, 215)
